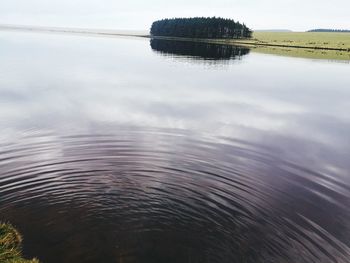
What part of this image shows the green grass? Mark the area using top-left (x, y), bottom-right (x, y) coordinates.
top-left (0, 223), bottom-right (39, 263)
top-left (247, 32), bottom-right (350, 60)
top-left (250, 45), bottom-right (350, 60)
top-left (252, 32), bottom-right (350, 50)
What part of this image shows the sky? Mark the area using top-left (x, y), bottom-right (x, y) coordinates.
top-left (0, 0), bottom-right (349, 32)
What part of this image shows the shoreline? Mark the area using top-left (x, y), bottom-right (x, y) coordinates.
top-left (0, 223), bottom-right (39, 263)
top-left (1, 25), bottom-right (349, 52)
top-left (146, 35), bottom-right (350, 52)
top-left (0, 24), bottom-right (149, 38)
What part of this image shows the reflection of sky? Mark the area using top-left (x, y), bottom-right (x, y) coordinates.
top-left (0, 31), bottom-right (350, 177)
top-left (1, 31), bottom-right (350, 262)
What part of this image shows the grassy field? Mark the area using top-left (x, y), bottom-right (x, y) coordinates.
top-left (251, 32), bottom-right (350, 50)
top-left (248, 32), bottom-right (350, 60)
top-left (0, 223), bottom-right (39, 263)
top-left (251, 46), bottom-right (350, 61)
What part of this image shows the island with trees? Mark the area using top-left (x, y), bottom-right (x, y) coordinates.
top-left (150, 17), bottom-right (252, 39)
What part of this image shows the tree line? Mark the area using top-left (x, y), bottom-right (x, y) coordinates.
top-left (308, 29), bottom-right (350, 33)
top-left (150, 17), bottom-right (252, 39)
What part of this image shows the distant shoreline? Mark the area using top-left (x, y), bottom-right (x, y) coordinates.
top-left (147, 35), bottom-right (350, 52)
top-left (1, 25), bottom-right (349, 53)
top-left (0, 24), bottom-right (149, 37)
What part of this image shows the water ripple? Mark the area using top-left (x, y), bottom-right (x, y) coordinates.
top-left (0, 129), bottom-right (349, 263)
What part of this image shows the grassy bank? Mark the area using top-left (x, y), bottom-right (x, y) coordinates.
top-left (244, 32), bottom-right (350, 60)
top-left (250, 45), bottom-right (350, 61)
top-left (150, 32), bottom-right (350, 50)
top-left (0, 223), bottom-right (39, 263)
top-left (251, 32), bottom-right (350, 50)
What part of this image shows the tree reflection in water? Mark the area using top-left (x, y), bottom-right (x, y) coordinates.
top-left (150, 39), bottom-right (250, 62)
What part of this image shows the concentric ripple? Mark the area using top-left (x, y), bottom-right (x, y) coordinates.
top-left (0, 129), bottom-right (350, 263)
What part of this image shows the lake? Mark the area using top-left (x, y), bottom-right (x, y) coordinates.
top-left (0, 30), bottom-right (349, 263)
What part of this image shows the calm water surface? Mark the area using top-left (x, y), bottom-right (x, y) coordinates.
top-left (0, 31), bottom-right (350, 263)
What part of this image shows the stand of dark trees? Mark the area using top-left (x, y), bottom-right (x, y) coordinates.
top-left (151, 17), bottom-right (252, 39)
top-left (308, 29), bottom-right (350, 33)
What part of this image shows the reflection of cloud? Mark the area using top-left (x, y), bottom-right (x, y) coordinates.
top-left (0, 31), bottom-right (350, 164)
top-left (0, 31), bottom-right (350, 262)
top-left (0, 31), bottom-right (349, 176)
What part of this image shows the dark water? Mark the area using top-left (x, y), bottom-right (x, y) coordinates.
top-left (0, 31), bottom-right (350, 263)
top-left (150, 39), bottom-right (250, 60)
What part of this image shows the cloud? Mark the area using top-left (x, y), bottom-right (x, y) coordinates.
top-left (0, 1), bottom-right (349, 32)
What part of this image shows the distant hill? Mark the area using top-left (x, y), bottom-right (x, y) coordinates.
top-left (308, 29), bottom-right (350, 33)
top-left (254, 29), bottom-right (293, 32)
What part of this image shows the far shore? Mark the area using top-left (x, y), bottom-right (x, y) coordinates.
top-left (147, 34), bottom-right (350, 61)
top-left (1, 25), bottom-right (349, 60)
top-left (147, 34), bottom-right (350, 52)
top-left (0, 24), bottom-right (149, 37)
